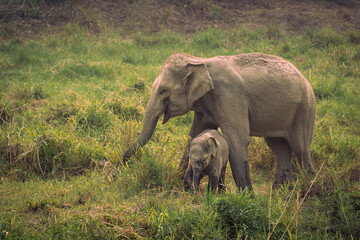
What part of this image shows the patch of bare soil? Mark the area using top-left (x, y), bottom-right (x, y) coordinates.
top-left (1, 0), bottom-right (359, 39)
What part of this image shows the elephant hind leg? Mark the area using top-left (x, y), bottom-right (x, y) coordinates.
top-left (288, 139), bottom-right (315, 175)
top-left (265, 137), bottom-right (293, 187)
top-left (295, 151), bottom-right (315, 175)
top-left (288, 101), bottom-right (316, 175)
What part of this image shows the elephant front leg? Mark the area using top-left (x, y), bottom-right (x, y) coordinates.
top-left (229, 152), bottom-right (252, 191)
top-left (208, 174), bottom-right (219, 193)
top-left (184, 164), bottom-right (193, 191)
top-left (225, 133), bottom-right (252, 191)
top-left (218, 166), bottom-right (227, 193)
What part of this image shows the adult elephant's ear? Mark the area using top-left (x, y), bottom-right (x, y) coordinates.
top-left (183, 63), bottom-right (214, 106)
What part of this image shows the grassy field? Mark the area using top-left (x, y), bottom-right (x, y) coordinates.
top-left (0, 23), bottom-right (360, 239)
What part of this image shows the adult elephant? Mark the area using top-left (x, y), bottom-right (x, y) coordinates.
top-left (123, 53), bottom-right (316, 190)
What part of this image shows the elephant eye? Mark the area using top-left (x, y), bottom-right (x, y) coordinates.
top-left (159, 88), bottom-right (168, 95)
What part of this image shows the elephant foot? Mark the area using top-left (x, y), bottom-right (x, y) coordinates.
top-left (272, 180), bottom-right (289, 189)
top-left (217, 183), bottom-right (227, 194)
top-left (184, 178), bottom-right (192, 192)
top-left (305, 166), bottom-right (316, 176)
top-left (273, 170), bottom-right (291, 188)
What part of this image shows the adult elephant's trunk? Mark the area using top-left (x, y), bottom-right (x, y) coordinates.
top-left (122, 91), bottom-right (166, 164)
top-left (122, 112), bottom-right (159, 164)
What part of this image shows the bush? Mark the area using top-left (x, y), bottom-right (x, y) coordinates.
top-left (58, 62), bottom-right (115, 80)
top-left (134, 31), bottom-right (183, 48)
top-left (191, 28), bottom-right (227, 49)
top-left (266, 23), bottom-right (284, 40)
top-left (118, 148), bottom-right (180, 196)
top-left (346, 29), bottom-right (360, 44)
top-left (305, 28), bottom-right (343, 48)
top-left (304, 188), bottom-right (360, 239)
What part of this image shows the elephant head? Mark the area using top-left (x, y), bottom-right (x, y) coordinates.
top-left (189, 134), bottom-right (219, 191)
top-left (123, 54), bottom-right (215, 163)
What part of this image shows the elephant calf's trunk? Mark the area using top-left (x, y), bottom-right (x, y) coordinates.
top-left (192, 169), bottom-right (201, 192)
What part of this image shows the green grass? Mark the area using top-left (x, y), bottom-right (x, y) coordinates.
top-left (1, 24), bottom-right (359, 239)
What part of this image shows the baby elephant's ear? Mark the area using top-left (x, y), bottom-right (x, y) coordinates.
top-left (207, 137), bottom-right (220, 157)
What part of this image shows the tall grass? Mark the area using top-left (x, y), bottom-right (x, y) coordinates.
top-left (0, 24), bottom-right (359, 239)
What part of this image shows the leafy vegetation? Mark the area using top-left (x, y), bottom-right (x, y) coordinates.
top-left (0, 23), bottom-right (359, 239)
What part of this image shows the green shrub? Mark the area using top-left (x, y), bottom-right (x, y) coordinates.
top-left (346, 29), bottom-right (360, 44)
top-left (107, 100), bottom-right (141, 120)
top-left (305, 28), bottom-right (343, 48)
top-left (149, 200), bottom-right (223, 239)
top-left (191, 28), bottom-right (226, 49)
top-left (134, 31), bottom-right (183, 48)
top-left (80, 105), bottom-right (112, 129)
top-left (266, 23), bottom-right (284, 40)
top-left (304, 188), bottom-right (360, 239)
top-left (118, 147), bottom-right (180, 196)
top-left (57, 62), bottom-right (115, 80)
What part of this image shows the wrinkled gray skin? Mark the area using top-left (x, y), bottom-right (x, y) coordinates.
top-left (184, 130), bottom-right (229, 193)
top-left (123, 53), bottom-right (316, 190)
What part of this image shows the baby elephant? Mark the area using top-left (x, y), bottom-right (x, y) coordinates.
top-left (184, 130), bottom-right (229, 193)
